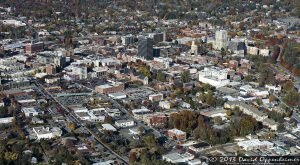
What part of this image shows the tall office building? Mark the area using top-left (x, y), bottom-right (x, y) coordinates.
top-left (148, 33), bottom-right (165, 43)
top-left (138, 38), bottom-right (154, 60)
top-left (213, 30), bottom-right (228, 50)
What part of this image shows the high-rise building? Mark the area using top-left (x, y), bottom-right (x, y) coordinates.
top-left (190, 41), bottom-right (198, 56)
top-left (148, 33), bottom-right (164, 43)
top-left (138, 38), bottom-right (154, 60)
top-left (213, 30), bottom-right (228, 50)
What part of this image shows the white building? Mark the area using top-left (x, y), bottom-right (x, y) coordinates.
top-left (0, 117), bottom-right (14, 124)
top-left (247, 46), bottom-right (259, 55)
top-left (73, 107), bottom-right (105, 122)
top-left (115, 120), bottom-right (135, 128)
top-left (213, 30), bottom-right (228, 50)
top-left (108, 92), bottom-right (127, 99)
top-left (163, 152), bottom-right (194, 164)
top-left (33, 126), bottom-right (62, 140)
top-left (72, 65), bottom-right (87, 80)
top-left (259, 49), bottom-right (271, 56)
top-left (101, 124), bottom-right (117, 132)
top-left (1, 19), bottom-right (26, 27)
top-left (148, 93), bottom-right (163, 102)
top-left (198, 67), bottom-right (230, 88)
top-left (265, 85), bottom-right (281, 93)
top-left (22, 107), bottom-right (41, 117)
top-left (159, 100), bottom-right (172, 109)
top-left (237, 139), bottom-right (274, 151)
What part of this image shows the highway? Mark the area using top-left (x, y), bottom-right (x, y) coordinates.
top-left (33, 81), bottom-right (130, 165)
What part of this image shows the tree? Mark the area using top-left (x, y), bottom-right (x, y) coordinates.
top-left (181, 70), bottom-right (191, 83)
top-left (139, 66), bottom-right (152, 79)
top-left (283, 89), bottom-right (300, 106)
top-left (143, 134), bottom-right (156, 149)
top-left (156, 71), bottom-right (166, 82)
top-left (129, 152), bottom-right (137, 164)
top-left (226, 110), bottom-right (232, 117)
top-left (221, 47), bottom-right (226, 59)
top-left (68, 123), bottom-right (76, 130)
top-left (214, 116), bottom-right (223, 125)
top-left (282, 81), bottom-right (294, 92)
top-left (269, 95), bottom-right (277, 102)
top-left (138, 126), bottom-right (145, 135)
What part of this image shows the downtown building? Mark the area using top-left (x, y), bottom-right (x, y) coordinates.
top-left (137, 38), bottom-right (154, 60)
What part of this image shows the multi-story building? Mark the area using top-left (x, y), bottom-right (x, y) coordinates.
top-left (25, 42), bottom-right (44, 54)
top-left (121, 35), bottom-right (135, 45)
top-left (198, 67), bottom-right (230, 88)
top-left (137, 38), bottom-right (154, 60)
top-left (45, 65), bottom-right (56, 75)
top-left (37, 51), bottom-right (66, 68)
top-left (167, 128), bottom-right (186, 141)
top-left (95, 82), bottom-right (125, 94)
top-left (72, 65), bottom-right (87, 80)
top-left (148, 33), bottom-right (165, 43)
top-left (213, 30), bottom-right (228, 50)
top-left (144, 114), bottom-right (168, 126)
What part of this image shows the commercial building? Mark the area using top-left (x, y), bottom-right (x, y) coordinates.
top-left (121, 35), bottom-right (135, 45)
top-left (213, 30), bottom-right (228, 50)
top-left (22, 107), bottom-right (41, 117)
top-left (198, 67), bottom-right (230, 88)
top-left (149, 93), bottom-right (163, 102)
top-left (72, 65), bottom-right (87, 80)
top-left (144, 114), bottom-right (168, 126)
top-left (25, 42), bottom-right (44, 54)
top-left (163, 152), bottom-right (194, 164)
top-left (101, 124), bottom-right (117, 132)
top-left (148, 33), bottom-right (165, 43)
top-left (167, 128), bottom-right (187, 141)
top-left (0, 117), bottom-right (14, 124)
top-left (45, 65), bottom-right (56, 75)
top-left (115, 120), bottom-right (135, 128)
top-left (188, 142), bottom-right (211, 153)
top-left (237, 139), bottom-right (274, 151)
top-left (73, 107), bottom-right (105, 122)
top-left (137, 38), bottom-right (154, 60)
top-left (95, 82), bottom-right (125, 94)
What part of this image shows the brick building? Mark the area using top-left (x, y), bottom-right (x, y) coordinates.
top-left (167, 129), bottom-right (186, 141)
top-left (95, 82), bottom-right (124, 94)
top-left (25, 42), bottom-right (44, 54)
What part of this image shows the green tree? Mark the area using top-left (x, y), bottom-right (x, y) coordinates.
top-left (156, 71), bottom-right (166, 82)
top-left (140, 66), bottom-right (152, 79)
top-left (181, 70), bottom-right (191, 83)
top-left (221, 47), bottom-right (226, 59)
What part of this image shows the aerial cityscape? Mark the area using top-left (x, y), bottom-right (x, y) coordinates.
top-left (0, 0), bottom-right (300, 164)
